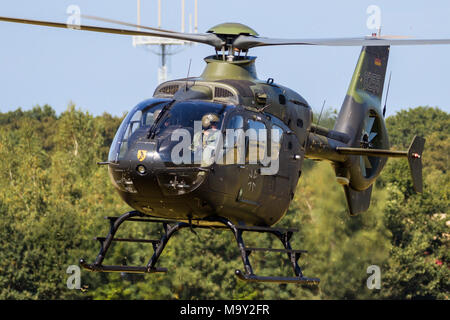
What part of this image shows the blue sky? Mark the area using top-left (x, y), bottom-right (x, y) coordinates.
top-left (0, 0), bottom-right (449, 118)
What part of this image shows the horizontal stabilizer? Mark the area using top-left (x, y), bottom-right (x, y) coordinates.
top-left (336, 135), bottom-right (425, 193)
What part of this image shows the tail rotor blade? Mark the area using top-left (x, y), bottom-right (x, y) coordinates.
top-left (365, 117), bottom-right (375, 134)
top-left (360, 156), bottom-right (367, 177)
top-left (364, 156), bottom-right (372, 169)
top-left (368, 132), bottom-right (378, 142)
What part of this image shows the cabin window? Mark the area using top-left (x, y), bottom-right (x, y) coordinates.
top-left (224, 115), bottom-right (245, 164)
top-left (271, 125), bottom-right (284, 160)
top-left (247, 119), bottom-right (268, 164)
top-left (227, 115), bottom-right (244, 130)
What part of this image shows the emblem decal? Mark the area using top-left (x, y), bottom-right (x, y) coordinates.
top-left (137, 150), bottom-right (147, 162)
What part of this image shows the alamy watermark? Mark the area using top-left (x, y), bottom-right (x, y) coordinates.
top-left (66, 5), bottom-right (81, 30)
top-left (66, 265), bottom-right (81, 290)
top-left (366, 265), bottom-right (381, 290)
top-left (366, 5), bottom-right (381, 31)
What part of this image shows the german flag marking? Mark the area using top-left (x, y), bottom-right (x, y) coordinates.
top-left (374, 58), bottom-right (382, 66)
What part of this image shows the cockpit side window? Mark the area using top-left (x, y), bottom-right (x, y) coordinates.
top-left (125, 111), bottom-right (142, 139)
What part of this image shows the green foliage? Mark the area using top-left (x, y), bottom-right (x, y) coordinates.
top-left (378, 106), bottom-right (449, 299)
top-left (0, 104), bottom-right (447, 300)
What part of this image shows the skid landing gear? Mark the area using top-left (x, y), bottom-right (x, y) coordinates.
top-left (80, 211), bottom-right (320, 285)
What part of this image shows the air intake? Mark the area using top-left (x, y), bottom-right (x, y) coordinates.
top-left (158, 84), bottom-right (179, 95)
top-left (214, 87), bottom-right (234, 98)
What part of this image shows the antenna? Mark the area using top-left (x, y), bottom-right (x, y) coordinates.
top-left (181, 0), bottom-right (185, 33)
top-left (194, 0), bottom-right (198, 33)
top-left (137, 0), bottom-right (141, 30)
top-left (185, 58), bottom-right (192, 91)
top-left (383, 72), bottom-right (392, 117)
top-left (158, 0), bottom-right (161, 29)
top-left (133, 0), bottom-right (199, 84)
top-left (316, 99), bottom-right (326, 127)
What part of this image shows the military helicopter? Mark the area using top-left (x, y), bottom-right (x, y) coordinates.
top-left (1, 14), bottom-right (448, 285)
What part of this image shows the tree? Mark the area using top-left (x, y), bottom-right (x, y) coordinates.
top-left (379, 107), bottom-right (449, 299)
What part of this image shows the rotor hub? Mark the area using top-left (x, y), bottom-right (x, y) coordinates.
top-left (207, 23), bottom-right (258, 37)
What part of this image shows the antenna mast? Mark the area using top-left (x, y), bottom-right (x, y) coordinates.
top-left (133, 0), bottom-right (198, 84)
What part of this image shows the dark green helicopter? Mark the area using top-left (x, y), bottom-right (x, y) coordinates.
top-left (1, 15), bottom-right (448, 284)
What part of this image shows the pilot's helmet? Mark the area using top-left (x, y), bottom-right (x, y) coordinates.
top-left (202, 113), bottom-right (220, 129)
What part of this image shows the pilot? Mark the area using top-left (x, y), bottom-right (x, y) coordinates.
top-left (192, 113), bottom-right (221, 165)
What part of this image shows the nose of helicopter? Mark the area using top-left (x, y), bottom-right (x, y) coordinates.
top-left (108, 140), bottom-right (208, 198)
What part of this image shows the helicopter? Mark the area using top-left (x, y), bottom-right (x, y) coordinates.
top-left (1, 14), bottom-right (448, 285)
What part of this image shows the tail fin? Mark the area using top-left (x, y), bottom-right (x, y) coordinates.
top-left (334, 45), bottom-right (390, 140)
top-left (334, 46), bottom-right (391, 215)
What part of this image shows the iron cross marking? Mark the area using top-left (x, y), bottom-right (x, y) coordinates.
top-left (248, 169), bottom-right (258, 192)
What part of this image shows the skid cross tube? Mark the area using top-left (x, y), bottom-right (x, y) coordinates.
top-left (203, 216), bottom-right (319, 284)
top-left (80, 211), bottom-right (193, 274)
top-left (80, 210), bottom-right (171, 273)
top-left (95, 210), bottom-right (146, 268)
top-left (146, 221), bottom-right (190, 272)
top-left (218, 218), bottom-right (255, 276)
top-left (273, 230), bottom-right (304, 278)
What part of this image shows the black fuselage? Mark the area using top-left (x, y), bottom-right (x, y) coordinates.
top-left (107, 98), bottom-right (304, 226)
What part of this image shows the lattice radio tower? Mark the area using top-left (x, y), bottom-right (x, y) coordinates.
top-left (133, 0), bottom-right (198, 84)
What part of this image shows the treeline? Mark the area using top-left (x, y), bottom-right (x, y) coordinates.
top-left (0, 105), bottom-right (448, 299)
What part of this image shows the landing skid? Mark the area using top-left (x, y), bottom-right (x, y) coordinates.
top-left (80, 210), bottom-right (320, 285)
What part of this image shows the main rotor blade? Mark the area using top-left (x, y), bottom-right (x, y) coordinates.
top-left (0, 16), bottom-right (223, 48)
top-left (81, 14), bottom-right (179, 34)
top-left (234, 34), bottom-right (450, 50)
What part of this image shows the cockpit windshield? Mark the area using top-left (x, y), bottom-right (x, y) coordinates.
top-left (108, 99), bottom-right (171, 162)
top-left (152, 101), bottom-right (227, 138)
top-left (108, 99), bottom-right (230, 163)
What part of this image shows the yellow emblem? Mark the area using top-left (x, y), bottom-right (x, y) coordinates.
top-left (137, 150), bottom-right (147, 162)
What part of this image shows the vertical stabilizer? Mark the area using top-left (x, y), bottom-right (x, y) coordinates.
top-left (334, 46), bottom-right (390, 215)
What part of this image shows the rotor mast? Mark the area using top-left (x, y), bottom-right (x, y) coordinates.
top-left (133, 0), bottom-right (198, 84)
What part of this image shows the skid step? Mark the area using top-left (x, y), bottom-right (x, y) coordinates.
top-left (95, 237), bottom-right (160, 245)
top-left (79, 259), bottom-right (167, 274)
top-left (105, 216), bottom-right (180, 224)
top-left (245, 247), bottom-right (307, 254)
top-left (235, 225), bottom-right (298, 233)
top-left (235, 270), bottom-right (320, 285)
